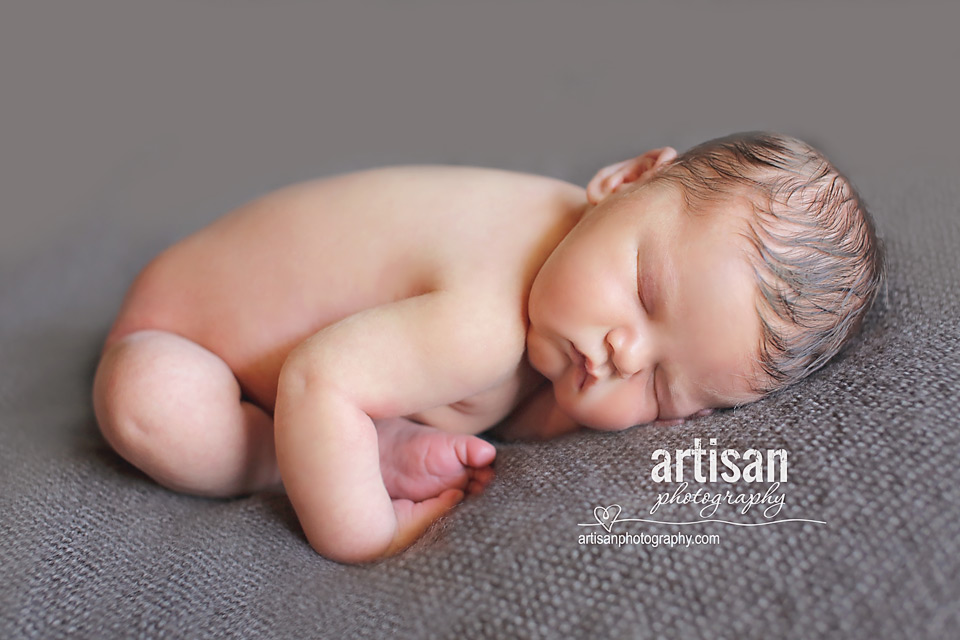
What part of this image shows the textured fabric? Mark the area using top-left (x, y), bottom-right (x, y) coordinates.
top-left (3, 2), bottom-right (959, 639)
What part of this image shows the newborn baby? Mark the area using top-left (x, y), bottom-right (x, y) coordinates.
top-left (92, 132), bottom-right (884, 564)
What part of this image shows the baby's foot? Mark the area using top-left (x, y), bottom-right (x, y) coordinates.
top-left (375, 417), bottom-right (497, 502)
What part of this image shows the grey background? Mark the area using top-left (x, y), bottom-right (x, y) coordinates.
top-left (4, 1), bottom-right (959, 276)
top-left (2, 2), bottom-right (958, 639)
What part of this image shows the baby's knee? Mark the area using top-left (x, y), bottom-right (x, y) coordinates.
top-left (94, 333), bottom-right (178, 481)
top-left (94, 332), bottom-right (153, 451)
top-left (91, 329), bottom-right (241, 495)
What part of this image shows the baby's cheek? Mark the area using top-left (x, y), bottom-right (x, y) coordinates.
top-left (525, 334), bottom-right (562, 379)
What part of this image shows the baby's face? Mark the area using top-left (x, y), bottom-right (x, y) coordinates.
top-left (526, 181), bottom-right (765, 430)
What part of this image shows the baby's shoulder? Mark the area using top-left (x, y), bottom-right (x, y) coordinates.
top-left (279, 163), bottom-right (582, 241)
top-left (328, 162), bottom-right (584, 276)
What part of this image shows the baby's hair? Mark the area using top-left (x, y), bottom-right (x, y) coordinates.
top-left (650, 131), bottom-right (886, 397)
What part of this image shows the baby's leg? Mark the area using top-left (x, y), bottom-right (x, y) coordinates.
top-left (92, 329), bottom-right (279, 497)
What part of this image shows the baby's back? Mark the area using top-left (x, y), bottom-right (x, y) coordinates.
top-left (106, 165), bottom-right (584, 412)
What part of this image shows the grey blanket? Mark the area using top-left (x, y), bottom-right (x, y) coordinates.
top-left (2, 2), bottom-right (958, 638)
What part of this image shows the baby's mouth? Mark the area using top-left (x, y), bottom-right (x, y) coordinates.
top-left (571, 346), bottom-right (597, 391)
top-left (580, 370), bottom-right (599, 392)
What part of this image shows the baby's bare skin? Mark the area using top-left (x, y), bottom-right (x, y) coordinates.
top-left (96, 165), bottom-right (588, 562)
top-left (104, 165), bottom-right (580, 418)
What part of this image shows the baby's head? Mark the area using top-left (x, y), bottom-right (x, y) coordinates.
top-left (526, 131), bottom-right (885, 430)
top-left (650, 132), bottom-right (885, 396)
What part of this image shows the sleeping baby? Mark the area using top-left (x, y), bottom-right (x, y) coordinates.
top-left (92, 132), bottom-right (885, 563)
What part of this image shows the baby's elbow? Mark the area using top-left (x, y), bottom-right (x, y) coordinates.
top-left (277, 338), bottom-right (348, 402)
top-left (278, 341), bottom-right (323, 398)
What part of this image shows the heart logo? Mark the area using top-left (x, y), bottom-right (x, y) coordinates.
top-left (594, 504), bottom-right (622, 532)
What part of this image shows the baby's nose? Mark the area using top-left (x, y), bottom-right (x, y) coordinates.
top-left (605, 327), bottom-right (647, 377)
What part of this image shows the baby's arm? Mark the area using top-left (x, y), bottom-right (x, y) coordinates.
top-left (274, 292), bottom-right (510, 564)
top-left (489, 383), bottom-right (583, 442)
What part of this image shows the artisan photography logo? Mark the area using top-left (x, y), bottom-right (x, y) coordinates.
top-left (578, 438), bottom-right (826, 548)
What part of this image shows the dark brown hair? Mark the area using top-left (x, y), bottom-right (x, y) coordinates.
top-left (650, 131), bottom-right (886, 397)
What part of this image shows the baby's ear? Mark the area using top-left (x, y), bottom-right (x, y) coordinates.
top-left (586, 147), bottom-right (678, 205)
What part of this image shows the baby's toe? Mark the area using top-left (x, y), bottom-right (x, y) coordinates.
top-left (454, 436), bottom-right (497, 469)
top-left (465, 466), bottom-right (496, 495)
top-left (465, 479), bottom-right (484, 496)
